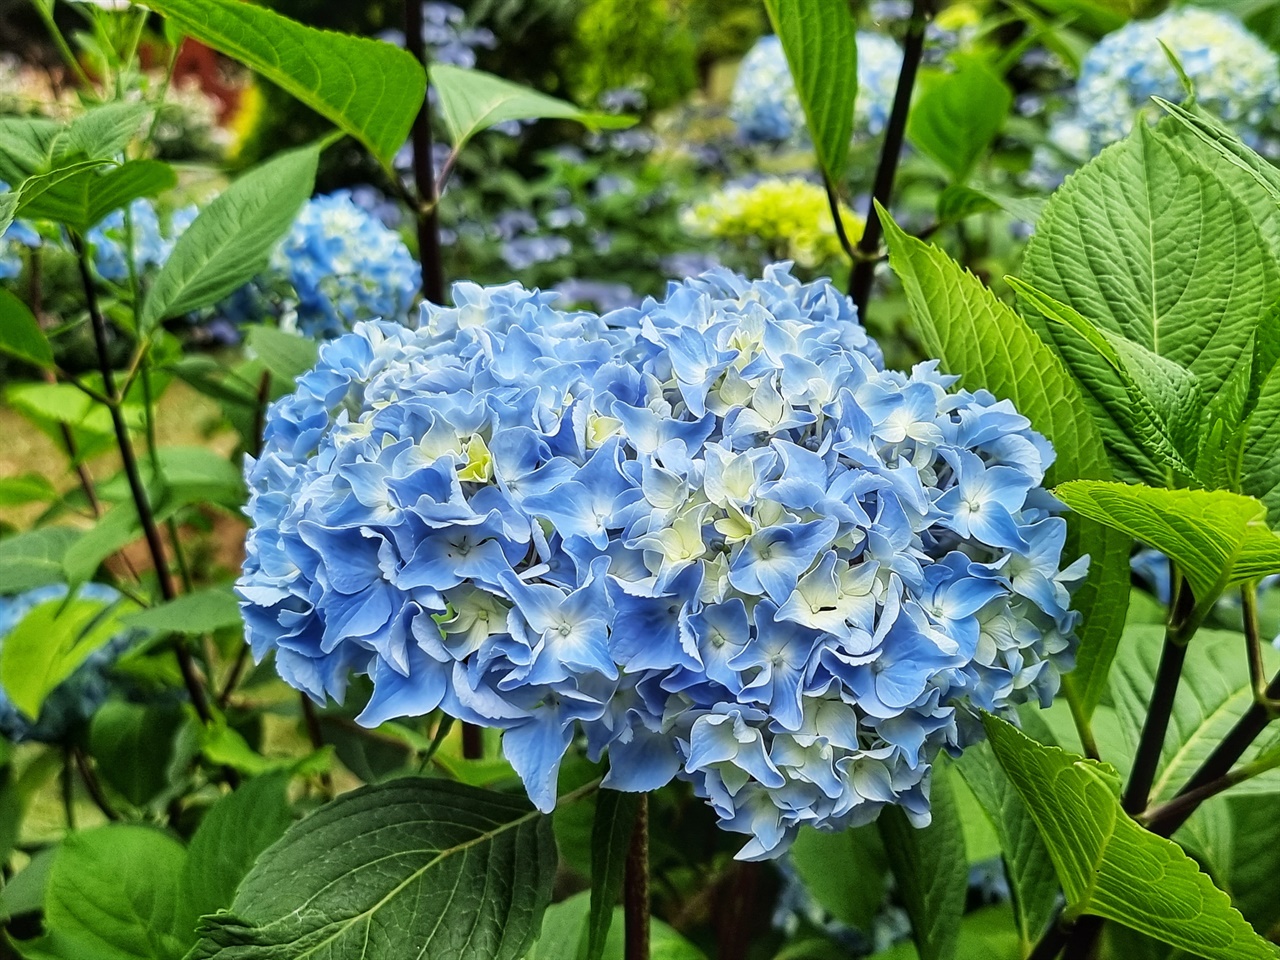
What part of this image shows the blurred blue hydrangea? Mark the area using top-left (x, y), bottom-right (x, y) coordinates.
top-left (730, 33), bottom-right (904, 145)
top-left (239, 264), bottom-right (1083, 859)
top-left (0, 583), bottom-right (135, 743)
top-left (0, 181), bottom-right (40, 282)
top-left (1075, 7), bottom-right (1280, 152)
top-left (380, 2), bottom-right (496, 69)
top-left (89, 199), bottom-right (197, 284)
top-left (224, 191), bottom-right (420, 339)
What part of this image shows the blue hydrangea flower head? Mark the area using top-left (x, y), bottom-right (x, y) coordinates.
top-left (1076, 7), bottom-right (1280, 152)
top-left (239, 263), bottom-right (1083, 859)
top-left (231, 190), bottom-right (420, 339)
top-left (0, 583), bottom-right (135, 743)
top-left (730, 32), bottom-right (904, 145)
top-left (88, 198), bottom-right (196, 284)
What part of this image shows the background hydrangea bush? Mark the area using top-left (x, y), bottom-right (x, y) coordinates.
top-left (3, 2), bottom-right (1280, 960)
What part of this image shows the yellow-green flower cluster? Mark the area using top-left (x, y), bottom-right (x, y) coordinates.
top-left (684, 178), bottom-right (862, 270)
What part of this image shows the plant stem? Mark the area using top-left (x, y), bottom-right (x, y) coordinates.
top-left (461, 722), bottom-right (484, 760)
top-left (624, 792), bottom-right (650, 960)
top-left (1150, 666), bottom-right (1280, 838)
top-left (403, 0), bottom-right (446, 304)
top-left (300, 693), bottom-right (334, 798)
top-left (848, 0), bottom-right (935, 316)
top-left (1120, 571), bottom-right (1195, 815)
top-left (1026, 908), bottom-right (1069, 960)
top-left (1061, 916), bottom-right (1104, 960)
top-left (823, 175), bottom-right (859, 285)
top-left (1143, 749), bottom-right (1280, 832)
top-left (72, 747), bottom-right (119, 822)
top-left (61, 749), bottom-right (76, 830)
top-left (71, 235), bottom-right (212, 726)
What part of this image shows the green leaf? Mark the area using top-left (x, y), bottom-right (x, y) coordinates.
top-left (983, 714), bottom-right (1274, 960)
top-left (62, 501), bottom-right (140, 588)
top-left (1227, 792), bottom-right (1280, 934)
top-left (586, 790), bottom-right (640, 960)
top-left (0, 527), bottom-right (81, 594)
top-left (761, 0), bottom-right (859, 183)
top-left (1243, 364), bottom-right (1280, 526)
top-left (178, 773), bottom-right (292, 928)
top-left (1054, 481), bottom-right (1280, 602)
top-left (907, 57), bottom-right (1012, 182)
top-left (244, 325), bottom-right (319, 388)
top-left (187, 778), bottom-right (556, 960)
top-left (0, 473), bottom-right (57, 507)
top-left (867, 905), bottom-right (1022, 960)
top-left (138, 0), bottom-right (423, 166)
top-left (147, 446), bottom-right (246, 510)
top-left (879, 208), bottom-right (1129, 716)
top-left (0, 287), bottom-right (53, 369)
top-left (122, 586), bottom-right (242, 636)
top-left (526, 892), bottom-right (707, 960)
top-left (44, 825), bottom-right (189, 960)
top-left (1009, 277), bottom-right (1201, 483)
top-left (789, 825), bottom-right (887, 932)
top-left (1021, 123), bottom-right (1280, 404)
top-left (955, 744), bottom-right (1060, 949)
top-left (199, 717), bottom-right (331, 777)
top-left (1109, 625), bottom-right (1280, 802)
top-left (0, 589), bottom-right (137, 719)
top-left (140, 143), bottom-right (319, 328)
top-left (0, 116), bottom-right (60, 183)
top-left (0, 188), bottom-right (18, 236)
top-left (53, 102), bottom-right (149, 163)
top-left (20, 160), bottom-right (176, 232)
top-left (1153, 97), bottom-right (1280, 208)
top-left (88, 702), bottom-right (181, 807)
top-left (431, 64), bottom-right (634, 154)
top-left (878, 763), bottom-right (968, 960)
top-left (0, 847), bottom-right (56, 922)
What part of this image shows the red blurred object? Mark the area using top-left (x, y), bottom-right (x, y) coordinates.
top-left (138, 37), bottom-right (244, 122)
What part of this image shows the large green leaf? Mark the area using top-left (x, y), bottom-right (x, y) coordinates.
top-left (907, 56), bottom-right (1011, 182)
top-left (0, 589), bottom-right (137, 719)
top-left (1109, 625), bottom-right (1280, 802)
top-left (880, 210), bottom-right (1130, 716)
top-left (878, 764), bottom-right (968, 960)
top-left (1022, 123), bottom-right (1280, 405)
top-left (1009, 277), bottom-right (1201, 484)
top-left (20, 159), bottom-right (175, 232)
top-left (44, 825), bottom-right (189, 960)
top-left (122, 586), bottom-right (242, 636)
top-left (140, 144), bottom-right (318, 329)
top-left (1242, 365), bottom-right (1280, 526)
top-left (62, 501), bottom-right (142, 588)
top-left (1228, 792), bottom-right (1280, 935)
top-left (762, 0), bottom-right (859, 184)
top-left (178, 774), bottom-right (293, 928)
top-left (955, 743), bottom-right (1060, 949)
top-left (88, 702), bottom-right (182, 808)
top-left (243, 325), bottom-right (319, 388)
top-left (1055, 481), bottom-right (1280, 602)
top-left (431, 65), bottom-right (633, 154)
top-left (0, 287), bottom-right (53, 370)
top-left (526, 892), bottom-right (707, 960)
top-left (0, 527), bottom-right (81, 595)
top-left (586, 790), bottom-right (640, 960)
top-left (983, 715), bottom-right (1274, 959)
top-left (138, 0), bottom-right (423, 166)
top-left (867, 905), bottom-right (1022, 960)
top-left (789, 824), bottom-right (888, 932)
top-left (187, 778), bottom-right (557, 960)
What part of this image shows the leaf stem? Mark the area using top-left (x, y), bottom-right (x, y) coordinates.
top-left (402, 0), bottom-right (446, 305)
top-left (624, 792), bottom-right (650, 960)
top-left (1120, 570), bottom-right (1195, 815)
top-left (72, 746), bottom-right (119, 822)
top-left (71, 233), bottom-right (212, 726)
top-left (848, 0), bottom-right (935, 316)
top-left (1242, 584), bottom-right (1280, 710)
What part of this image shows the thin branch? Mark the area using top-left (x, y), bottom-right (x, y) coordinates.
top-left (72, 234), bottom-right (212, 726)
top-left (72, 747), bottom-right (119, 822)
top-left (849, 0), bottom-right (936, 316)
top-left (300, 694), bottom-right (334, 798)
top-left (823, 175), bottom-right (859, 287)
top-left (1143, 749), bottom-right (1280, 833)
top-left (624, 793), bottom-right (651, 960)
top-left (403, 0), bottom-right (446, 304)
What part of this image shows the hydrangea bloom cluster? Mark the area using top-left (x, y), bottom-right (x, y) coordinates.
top-left (88, 198), bottom-right (197, 284)
top-left (730, 33), bottom-right (903, 145)
top-left (224, 191), bottom-right (420, 339)
top-left (1075, 7), bottom-right (1280, 152)
top-left (239, 265), bottom-right (1083, 859)
top-left (0, 584), bottom-right (134, 743)
top-left (684, 177), bottom-right (862, 270)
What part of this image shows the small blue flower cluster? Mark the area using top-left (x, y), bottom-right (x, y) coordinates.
top-left (1075, 7), bottom-right (1280, 152)
top-left (89, 199), bottom-right (197, 284)
top-left (224, 191), bottom-right (420, 339)
top-left (239, 265), bottom-right (1082, 859)
top-left (730, 33), bottom-right (904, 145)
top-left (0, 584), bottom-right (134, 743)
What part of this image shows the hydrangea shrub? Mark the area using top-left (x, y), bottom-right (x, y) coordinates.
top-left (239, 265), bottom-right (1083, 858)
